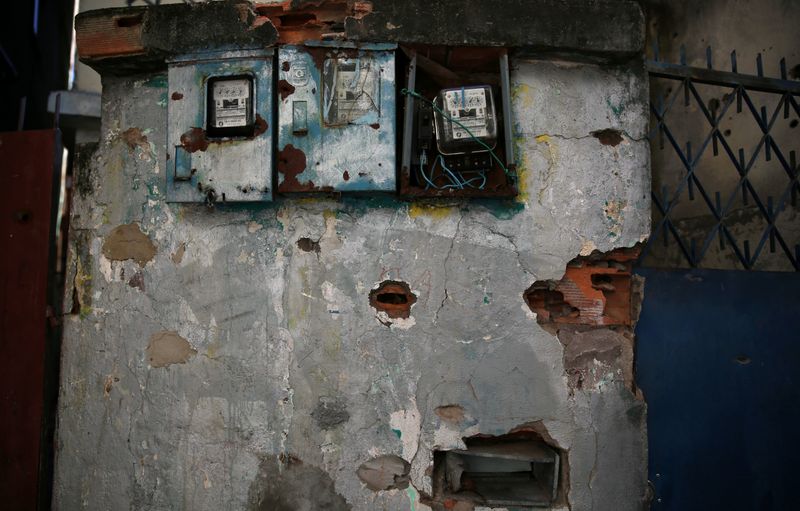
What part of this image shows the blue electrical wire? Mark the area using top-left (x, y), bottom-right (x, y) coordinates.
top-left (402, 88), bottom-right (511, 177)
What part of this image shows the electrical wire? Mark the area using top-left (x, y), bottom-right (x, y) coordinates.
top-left (402, 88), bottom-right (512, 177)
top-left (419, 151), bottom-right (487, 191)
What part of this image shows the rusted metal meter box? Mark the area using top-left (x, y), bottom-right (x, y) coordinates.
top-left (277, 42), bottom-right (396, 194)
top-left (167, 50), bottom-right (273, 203)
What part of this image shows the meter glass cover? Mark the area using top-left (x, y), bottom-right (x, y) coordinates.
top-left (322, 57), bottom-right (380, 125)
top-left (433, 85), bottom-right (497, 155)
top-left (212, 78), bottom-right (251, 128)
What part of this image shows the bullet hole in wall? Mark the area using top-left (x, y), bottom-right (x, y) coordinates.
top-left (369, 280), bottom-right (417, 319)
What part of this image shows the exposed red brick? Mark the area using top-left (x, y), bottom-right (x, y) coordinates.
top-left (76, 10), bottom-right (146, 60)
top-left (524, 246), bottom-right (640, 327)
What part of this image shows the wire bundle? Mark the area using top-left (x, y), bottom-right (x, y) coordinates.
top-left (402, 88), bottom-right (512, 188)
top-left (418, 150), bottom-right (488, 190)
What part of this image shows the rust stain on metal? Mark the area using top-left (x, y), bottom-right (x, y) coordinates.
top-left (342, 170), bottom-right (350, 181)
top-left (171, 92), bottom-right (183, 100)
top-left (591, 128), bottom-right (624, 146)
top-left (369, 123), bottom-right (380, 130)
top-left (277, 143), bottom-right (314, 192)
top-left (281, 60), bottom-right (291, 71)
top-left (120, 127), bottom-right (148, 152)
top-left (277, 79), bottom-right (296, 100)
top-left (369, 280), bottom-right (417, 319)
top-left (254, 113), bottom-right (268, 136)
top-left (180, 127), bottom-right (209, 153)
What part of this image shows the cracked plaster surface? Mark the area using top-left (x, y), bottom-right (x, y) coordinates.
top-left (53, 57), bottom-right (650, 510)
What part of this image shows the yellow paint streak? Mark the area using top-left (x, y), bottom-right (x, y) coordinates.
top-left (535, 135), bottom-right (559, 205)
top-left (512, 83), bottom-right (535, 109)
top-left (408, 203), bottom-right (456, 220)
top-left (322, 209), bottom-right (337, 223)
top-left (515, 149), bottom-right (531, 203)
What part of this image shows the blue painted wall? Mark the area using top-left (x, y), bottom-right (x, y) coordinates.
top-left (635, 268), bottom-right (800, 511)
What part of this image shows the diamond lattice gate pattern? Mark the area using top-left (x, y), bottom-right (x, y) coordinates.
top-left (642, 44), bottom-right (800, 271)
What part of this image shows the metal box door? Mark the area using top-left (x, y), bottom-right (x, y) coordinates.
top-left (277, 43), bottom-right (396, 193)
top-left (167, 50), bottom-right (274, 203)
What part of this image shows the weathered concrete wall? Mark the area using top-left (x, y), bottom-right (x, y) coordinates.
top-left (54, 10), bottom-right (651, 511)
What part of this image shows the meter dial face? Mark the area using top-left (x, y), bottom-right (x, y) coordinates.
top-left (212, 78), bottom-right (251, 128)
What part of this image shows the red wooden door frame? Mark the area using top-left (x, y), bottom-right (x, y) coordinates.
top-left (0, 129), bottom-right (62, 510)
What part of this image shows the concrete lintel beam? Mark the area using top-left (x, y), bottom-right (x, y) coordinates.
top-left (76, 0), bottom-right (644, 76)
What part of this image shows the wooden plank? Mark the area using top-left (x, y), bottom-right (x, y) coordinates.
top-left (0, 129), bottom-right (61, 508)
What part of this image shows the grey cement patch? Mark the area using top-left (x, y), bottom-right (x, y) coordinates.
top-left (102, 222), bottom-right (156, 266)
top-left (146, 331), bottom-right (196, 368)
top-left (312, 396), bottom-right (350, 429)
top-left (248, 456), bottom-right (351, 511)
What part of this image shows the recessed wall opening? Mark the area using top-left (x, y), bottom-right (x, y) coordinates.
top-left (524, 282), bottom-right (580, 322)
top-left (590, 273), bottom-right (629, 323)
top-left (432, 433), bottom-right (561, 508)
top-left (368, 280), bottom-right (417, 318)
top-left (114, 14), bottom-right (143, 28)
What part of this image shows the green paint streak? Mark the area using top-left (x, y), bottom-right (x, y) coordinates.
top-left (607, 97), bottom-right (625, 117)
top-left (406, 486), bottom-right (418, 511)
top-left (477, 199), bottom-right (525, 219)
top-left (143, 74), bottom-right (168, 88)
top-left (483, 295), bottom-right (490, 304)
top-left (392, 428), bottom-right (402, 439)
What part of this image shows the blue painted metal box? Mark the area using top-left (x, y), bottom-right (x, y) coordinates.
top-left (167, 49), bottom-right (274, 203)
top-left (276, 42), bottom-right (396, 193)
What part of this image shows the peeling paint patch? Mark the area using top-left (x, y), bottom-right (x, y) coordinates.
top-left (171, 242), bottom-right (185, 264)
top-left (356, 454), bottom-right (411, 491)
top-left (146, 331), bottom-right (196, 368)
top-left (604, 199), bottom-right (627, 239)
top-left (434, 405), bottom-right (465, 424)
top-left (579, 240), bottom-right (597, 256)
top-left (120, 127), bottom-right (149, 152)
top-left (390, 401), bottom-right (421, 461)
top-left (102, 223), bottom-right (156, 266)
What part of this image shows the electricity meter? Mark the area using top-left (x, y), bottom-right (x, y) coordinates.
top-left (433, 85), bottom-right (497, 155)
top-left (206, 75), bottom-right (255, 138)
top-left (166, 49), bottom-right (273, 203)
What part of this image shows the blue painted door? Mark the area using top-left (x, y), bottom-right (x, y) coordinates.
top-left (635, 268), bottom-right (800, 511)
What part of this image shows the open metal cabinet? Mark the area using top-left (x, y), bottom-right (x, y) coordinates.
top-left (399, 47), bottom-right (517, 198)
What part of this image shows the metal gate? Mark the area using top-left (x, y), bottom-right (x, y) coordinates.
top-left (635, 44), bottom-right (800, 511)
